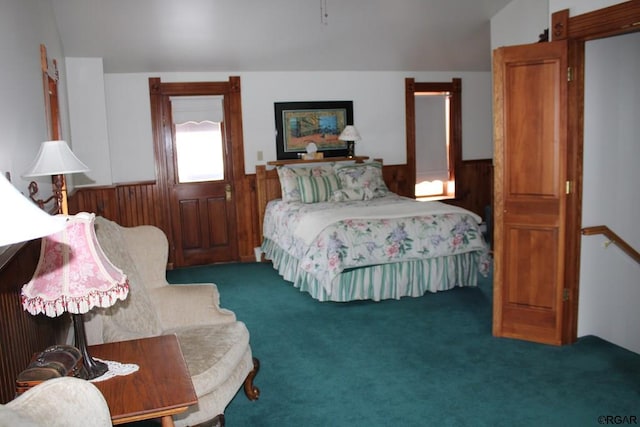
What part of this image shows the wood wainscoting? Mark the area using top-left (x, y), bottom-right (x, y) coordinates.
top-left (67, 160), bottom-right (492, 266)
top-left (69, 181), bottom-right (166, 230)
top-left (68, 176), bottom-right (261, 266)
top-left (382, 163), bottom-right (411, 198)
top-left (449, 159), bottom-right (494, 219)
top-left (0, 241), bottom-right (68, 404)
top-left (384, 159), bottom-right (493, 219)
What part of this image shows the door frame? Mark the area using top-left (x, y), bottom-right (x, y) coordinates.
top-left (149, 77), bottom-right (246, 266)
top-left (405, 78), bottom-right (462, 199)
top-left (550, 2), bottom-right (640, 341)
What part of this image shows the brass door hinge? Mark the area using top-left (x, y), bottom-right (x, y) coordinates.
top-left (566, 180), bottom-right (571, 194)
top-left (563, 288), bottom-right (570, 301)
top-left (567, 67), bottom-right (574, 82)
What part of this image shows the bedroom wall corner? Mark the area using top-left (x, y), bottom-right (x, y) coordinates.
top-left (66, 57), bottom-right (113, 187)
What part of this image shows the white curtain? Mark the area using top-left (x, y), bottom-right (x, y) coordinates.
top-left (415, 94), bottom-right (448, 182)
top-left (170, 96), bottom-right (224, 124)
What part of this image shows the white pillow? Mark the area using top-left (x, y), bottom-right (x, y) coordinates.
top-left (331, 187), bottom-right (375, 202)
top-left (334, 161), bottom-right (390, 198)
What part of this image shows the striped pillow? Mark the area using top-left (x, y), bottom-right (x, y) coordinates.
top-left (296, 174), bottom-right (341, 203)
top-left (276, 165), bottom-right (334, 202)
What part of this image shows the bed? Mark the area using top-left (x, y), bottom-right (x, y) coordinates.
top-left (256, 160), bottom-right (490, 302)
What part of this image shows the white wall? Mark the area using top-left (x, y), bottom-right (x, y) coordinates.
top-left (550, 0), bottom-right (623, 16)
top-left (491, 0), bottom-right (548, 50)
top-left (579, 32), bottom-right (640, 354)
top-left (94, 70), bottom-right (493, 183)
top-left (493, 0), bottom-right (638, 354)
top-left (0, 0), bottom-right (69, 198)
top-left (66, 57), bottom-right (112, 186)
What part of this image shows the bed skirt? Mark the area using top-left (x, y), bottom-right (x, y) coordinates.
top-left (261, 238), bottom-right (481, 302)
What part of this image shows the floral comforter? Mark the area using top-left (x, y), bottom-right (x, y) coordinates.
top-left (262, 194), bottom-right (490, 288)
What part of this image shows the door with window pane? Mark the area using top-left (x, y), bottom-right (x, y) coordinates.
top-left (165, 92), bottom-right (238, 267)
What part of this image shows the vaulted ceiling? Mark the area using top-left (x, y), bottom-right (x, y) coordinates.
top-left (51, 0), bottom-right (513, 73)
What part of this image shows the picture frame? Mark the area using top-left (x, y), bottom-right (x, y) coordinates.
top-left (274, 101), bottom-right (353, 160)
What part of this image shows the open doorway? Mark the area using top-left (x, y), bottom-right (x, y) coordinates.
top-left (578, 31), bottom-right (640, 353)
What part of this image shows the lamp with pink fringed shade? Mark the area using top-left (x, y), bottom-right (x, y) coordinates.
top-left (21, 212), bottom-right (129, 379)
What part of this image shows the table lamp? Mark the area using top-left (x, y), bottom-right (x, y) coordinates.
top-left (23, 140), bottom-right (89, 215)
top-left (338, 125), bottom-right (361, 158)
top-left (21, 212), bottom-right (129, 379)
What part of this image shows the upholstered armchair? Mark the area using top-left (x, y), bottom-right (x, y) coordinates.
top-left (84, 217), bottom-right (259, 427)
top-left (0, 377), bottom-right (111, 427)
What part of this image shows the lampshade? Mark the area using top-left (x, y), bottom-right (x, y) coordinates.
top-left (0, 173), bottom-right (67, 247)
top-left (23, 140), bottom-right (90, 177)
top-left (338, 125), bottom-right (362, 142)
top-left (21, 212), bottom-right (129, 317)
top-left (21, 212), bottom-right (128, 379)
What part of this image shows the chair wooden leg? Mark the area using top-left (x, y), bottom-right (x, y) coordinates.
top-left (243, 357), bottom-right (260, 400)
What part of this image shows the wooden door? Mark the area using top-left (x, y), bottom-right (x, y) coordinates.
top-left (168, 95), bottom-right (238, 267)
top-left (150, 79), bottom-right (240, 267)
top-left (492, 41), bottom-right (571, 345)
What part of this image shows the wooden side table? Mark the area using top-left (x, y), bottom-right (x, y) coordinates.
top-left (89, 335), bottom-right (197, 427)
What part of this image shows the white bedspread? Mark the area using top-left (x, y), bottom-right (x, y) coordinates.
top-left (294, 199), bottom-right (482, 245)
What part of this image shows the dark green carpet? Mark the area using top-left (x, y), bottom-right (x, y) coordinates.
top-left (140, 262), bottom-right (638, 427)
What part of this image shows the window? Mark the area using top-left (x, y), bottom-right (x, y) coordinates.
top-left (174, 121), bottom-right (224, 183)
top-left (405, 78), bottom-right (461, 201)
top-left (170, 96), bottom-right (225, 183)
top-left (414, 92), bottom-right (454, 200)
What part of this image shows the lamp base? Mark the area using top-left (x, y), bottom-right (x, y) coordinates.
top-left (28, 174), bottom-right (67, 214)
top-left (346, 141), bottom-right (355, 158)
top-left (72, 313), bottom-right (108, 380)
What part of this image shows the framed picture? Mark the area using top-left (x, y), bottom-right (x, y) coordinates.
top-left (274, 101), bottom-right (353, 160)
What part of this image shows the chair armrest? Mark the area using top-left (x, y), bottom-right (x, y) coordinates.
top-left (149, 284), bottom-right (237, 330)
top-left (5, 377), bottom-right (111, 427)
